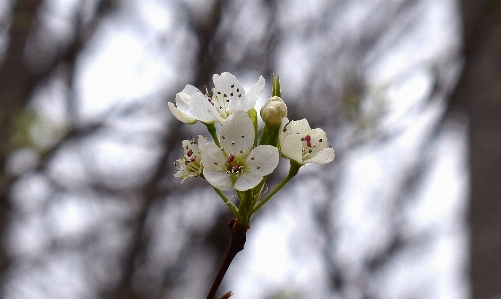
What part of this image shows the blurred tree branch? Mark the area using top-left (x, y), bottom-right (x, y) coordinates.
top-left (452, 0), bottom-right (501, 298)
top-left (0, 0), bottom-right (116, 295)
top-left (0, 0), bottom-right (44, 284)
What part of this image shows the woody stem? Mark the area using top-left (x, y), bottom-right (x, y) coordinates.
top-left (205, 219), bottom-right (248, 299)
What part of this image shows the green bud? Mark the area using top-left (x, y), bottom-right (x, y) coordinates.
top-left (260, 96), bottom-right (287, 127)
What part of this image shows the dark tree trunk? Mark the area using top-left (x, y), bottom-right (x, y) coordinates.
top-left (452, 1), bottom-right (501, 298)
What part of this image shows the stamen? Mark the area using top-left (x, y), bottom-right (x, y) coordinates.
top-left (304, 135), bottom-right (312, 147)
top-left (187, 149), bottom-right (193, 157)
top-left (283, 123), bottom-right (289, 132)
top-left (227, 153), bottom-right (235, 163)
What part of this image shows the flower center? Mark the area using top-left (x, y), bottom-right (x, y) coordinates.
top-left (225, 153), bottom-right (246, 176)
top-left (207, 84), bottom-right (244, 119)
top-left (301, 134), bottom-right (315, 158)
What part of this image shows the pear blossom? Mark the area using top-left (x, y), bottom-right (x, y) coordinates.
top-left (168, 72), bottom-right (265, 124)
top-left (202, 111), bottom-right (279, 191)
top-left (279, 118), bottom-right (335, 165)
top-left (174, 135), bottom-right (208, 182)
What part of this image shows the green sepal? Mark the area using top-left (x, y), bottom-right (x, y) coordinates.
top-left (259, 123), bottom-right (280, 147)
top-left (248, 108), bottom-right (258, 147)
top-left (272, 74), bottom-right (281, 97)
top-left (236, 189), bottom-right (253, 228)
top-left (205, 122), bottom-right (220, 147)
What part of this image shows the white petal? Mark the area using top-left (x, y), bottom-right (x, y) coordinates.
top-left (234, 172), bottom-right (264, 191)
top-left (204, 168), bottom-right (232, 191)
top-left (189, 92), bottom-right (223, 123)
top-left (213, 72), bottom-right (246, 113)
top-left (175, 92), bottom-right (191, 112)
top-left (305, 147), bottom-right (335, 164)
top-left (246, 145), bottom-right (279, 176)
top-left (181, 84), bottom-right (200, 96)
top-left (279, 117), bottom-right (290, 145)
top-left (285, 119), bottom-right (311, 135)
top-left (212, 73), bottom-right (220, 86)
top-left (242, 75), bottom-right (265, 111)
top-left (197, 135), bottom-right (209, 151)
top-left (201, 143), bottom-right (231, 191)
top-left (308, 128), bottom-right (328, 152)
top-left (280, 134), bottom-right (303, 164)
top-left (201, 143), bottom-right (226, 170)
top-left (168, 102), bottom-right (197, 124)
top-left (220, 111), bottom-right (254, 154)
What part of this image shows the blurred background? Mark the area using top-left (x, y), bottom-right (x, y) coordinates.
top-left (0, 0), bottom-right (499, 298)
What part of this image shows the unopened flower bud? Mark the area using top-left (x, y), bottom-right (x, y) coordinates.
top-left (260, 96), bottom-right (287, 127)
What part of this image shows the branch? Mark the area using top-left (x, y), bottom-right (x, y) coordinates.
top-left (205, 218), bottom-right (248, 299)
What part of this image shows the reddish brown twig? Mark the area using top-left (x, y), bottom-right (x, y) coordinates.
top-left (205, 219), bottom-right (248, 299)
top-left (218, 291), bottom-right (233, 299)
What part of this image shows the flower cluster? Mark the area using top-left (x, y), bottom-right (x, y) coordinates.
top-left (170, 73), bottom-right (334, 226)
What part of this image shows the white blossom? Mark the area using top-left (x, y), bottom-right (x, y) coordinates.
top-left (279, 118), bottom-right (335, 165)
top-left (202, 111), bottom-right (279, 191)
top-left (168, 72), bottom-right (265, 124)
top-left (174, 135), bottom-right (208, 181)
